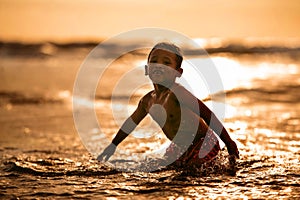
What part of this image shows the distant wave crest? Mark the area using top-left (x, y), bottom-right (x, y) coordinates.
top-left (205, 84), bottom-right (300, 104)
top-left (1, 39), bottom-right (300, 58)
top-left (0, 91), bottom-right (64, 105)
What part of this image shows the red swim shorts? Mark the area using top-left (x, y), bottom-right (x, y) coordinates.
top-left (164, 129), bottom-right (221, 167)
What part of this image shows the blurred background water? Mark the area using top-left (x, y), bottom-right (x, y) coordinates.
top-left (0, 38), bottom-right (299, 199)
top-left (1, 0), bottom-right (300, 198)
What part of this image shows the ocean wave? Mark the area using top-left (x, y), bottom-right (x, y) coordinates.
top-left (200, 44), bottom-right (300, 55)
top-left (0, 41), bottom-right (96, 57)
top-left (2, 150), bottom-right (276, 178)
top-left (2, 153), bottom-right (233, 177)
top-left (0, 91), bottom-right (64, 105)
top-left (3, 160), bottom-right (119, 177)
top-left (1, 39), bottom-right (300, 58)
top-left (95, 83), bottom-right (300, 105)
top-left (3, 83), bottom-right (296, 106)
top-left (205, 84), bottom-right (300, 104)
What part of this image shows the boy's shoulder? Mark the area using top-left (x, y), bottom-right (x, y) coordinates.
top-left (171, 83), bottom-right (191, 94)
top-left (138, 90), bottom-right (155, 106)
top-left (171, 83), bottom-right (200, 102)
top-left (141, 90), bottom-right (155, 101)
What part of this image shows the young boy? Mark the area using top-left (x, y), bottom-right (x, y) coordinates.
top-left (97, 42), bottom-right (239, 168)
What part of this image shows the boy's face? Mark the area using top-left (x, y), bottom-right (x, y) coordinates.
top-left (147, 49), bottom-right (182, 86)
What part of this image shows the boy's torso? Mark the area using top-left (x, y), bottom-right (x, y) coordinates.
top-left (142, 85), bottom-right (208, 141)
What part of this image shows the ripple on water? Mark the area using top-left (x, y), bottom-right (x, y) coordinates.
top-left (1, 145), bottom-right (299, 199)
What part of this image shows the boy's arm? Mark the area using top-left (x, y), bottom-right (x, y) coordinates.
top-left (175, 86), bottom-right (239, 158)
top-left (197, 99), bottom-right (239, 158)
top-left (97, 99), bottom-right (148, 161)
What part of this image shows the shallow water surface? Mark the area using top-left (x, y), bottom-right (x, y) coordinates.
top-left (1, 41), bottom-right (300, 199)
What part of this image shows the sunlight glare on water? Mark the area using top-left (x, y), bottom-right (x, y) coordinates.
top-left (1, 36), bottom-right (300, 199)
top-left (211, 57), bottom-right (257, 90)
top-left (211, 57), bottom-right (299, 91)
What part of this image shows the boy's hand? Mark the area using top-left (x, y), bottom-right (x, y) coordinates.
top-left (226, 140), bottom-right (239, 175)
top-left (226, 140), bottom-right (239, 159)
top-left (97, 143), bottom-right (116, 162)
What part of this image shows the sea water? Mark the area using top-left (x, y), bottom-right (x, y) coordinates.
top-left (0, 39), bottom-right (299, 199)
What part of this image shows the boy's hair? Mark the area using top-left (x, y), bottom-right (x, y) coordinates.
top-left (147, 42), bottom-right (183, 69)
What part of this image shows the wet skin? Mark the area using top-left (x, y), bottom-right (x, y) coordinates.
top-left (97, 48), bottom-right (239, 162)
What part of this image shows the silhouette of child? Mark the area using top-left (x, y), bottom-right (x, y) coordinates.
top-left (98, 42), bottom-right (239, 168)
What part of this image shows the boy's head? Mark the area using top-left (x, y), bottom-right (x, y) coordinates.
top-left (147, 42), bottom-right (183, 69)
top-left (146, 42), bottom-right (183, 84)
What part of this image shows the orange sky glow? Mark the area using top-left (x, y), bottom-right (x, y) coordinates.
top-left (0, 0), bottom-right (299, 42)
